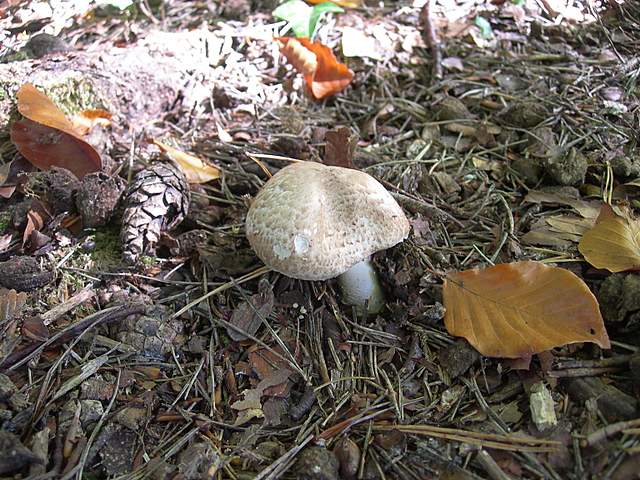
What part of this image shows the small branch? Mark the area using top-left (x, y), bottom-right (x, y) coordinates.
top-left (420, 0), bottom-right (443, 81)
top-left (1, 302), bottom-right (146, 371)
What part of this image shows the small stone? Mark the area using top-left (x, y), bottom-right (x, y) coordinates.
top-left (511, 157), bottom-right (543, 186)
top-left (499, 101), bottom-right (548, 128)
top-left (333, 438), bottom-right (361, 480)
top-left (24, 33), bottom-right (70, 58)
top-left (438, 339), bottom-right (480, 379)
top-left (295, 446), bottom-right (339, 480)
top-left (530, 382), bottom-right (557, 431)
top-left (271, 136), bottom-right (310, 160)
top-left (178, 442), bottom-right (219, 480)
top-left (610, 154), bottom-right (640, 179)
top-left (434, 97), bottom-right (474, 121)
top-left (545, 147), bottom-right (588, 186)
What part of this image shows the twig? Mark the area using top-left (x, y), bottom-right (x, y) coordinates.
top-left (420, 0), bottom-right (443, 80)
top-left (583, 418), bottom-right (640, 447)
top-left (1, 302), bottom-right (146, 371)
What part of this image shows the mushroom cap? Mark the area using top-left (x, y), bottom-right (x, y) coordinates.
top-left (245, 162), bottom-right (410, 281)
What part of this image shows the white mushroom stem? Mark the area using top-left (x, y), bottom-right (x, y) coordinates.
top-left (337, 258), bottom-right (385, 314)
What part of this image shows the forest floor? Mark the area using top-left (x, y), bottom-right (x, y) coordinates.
top-left (0, 0), bottom-right (639, 479)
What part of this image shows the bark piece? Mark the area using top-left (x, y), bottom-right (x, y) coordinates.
top-left (0, 256), bottom-right (54, 291)
top-left (76, 172), bottom-right (126, 228)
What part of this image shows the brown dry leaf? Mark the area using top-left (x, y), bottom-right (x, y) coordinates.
top-left (231, 369), bottom-right (292, 426)
top-left (277, 37), bottom-right (354, 99)
top-left (0, 288), bottom-right (27, 324)
top-left (249, 345), bottom-right (294, 379)
top-left (71, 108), bottom-right (112, 135)
top-left (152, 139), bottom-right (220, 184)
top-left (524, 190), bottom-right (600, 219)
top-left (227, 283), bottom-right (274, 341)
top-left (11, 84), bottom-right (102, 178)
top-left (22, 207), bottom-right (46, 247)
top-left (578, 204), bottom-right (640, 272)
top-left (443, 261), bottom-right (610, 358)
top-left (324, 126), bottom-right (357, 168)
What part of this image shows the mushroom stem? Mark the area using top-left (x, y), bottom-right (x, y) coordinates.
top-left (337, 258), bottom-right (385, 314)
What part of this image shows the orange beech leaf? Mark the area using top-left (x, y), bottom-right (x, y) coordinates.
top-left (152, 139), bottom-right (220, 184)
top-left (11, 84), bottom-right (102, 178)
top-left (443, 261), bottom-right (610, 358)
top-left (578, 204), bottom-right (640, 272)
top-left (306, 0), bottom-right (363, 6)
top-left (277, 37), bottom-right (353, 99)
top-left (71, 108), bottom-right (112, 135)
top-left (16, 84), bottom-right (78, 136)
top-left (277, 37), bottom-right (318, 76)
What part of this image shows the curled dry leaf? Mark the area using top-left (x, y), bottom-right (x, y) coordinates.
top-left (71, 108), bottom-right (112, 135)
top-left (277, 37), bottom-right (354, 99)
top-left (443, 261), bottom-right (610, 358)
top-left (152, 139), bottom-right (220, 184)
top-left (578, 204), bottom-right (640, 272)
top-left (10, 84), bottom-right (101, 178)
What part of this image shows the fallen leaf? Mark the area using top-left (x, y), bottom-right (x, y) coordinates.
top-left (278, 37), bottom-right (354, 99)
top-left (323, 126), bottom-right (357, 168)
top-left (341, 27), bottom-right (383, 60)
top-left (442, 56), bottom-right (464, 71)
top-left (578, 204), bottom-right (640, 272)
top-left (524, 190), bottom-right (600, 219)
top-left (249, 345), bottom-right (294, 379)
top-left (22, 316), bottom-right (49, 342)
top-left (216, 123), bottom-right (233, 143)
top-left (22, 202), bottom-right (49, 246)
top-left (71, 108), bottom-right (112, 135)
top-left (16, 84), bottom-right (78, 135)
top-left (274, 0), bottom-right (343, 38)
top-left (474, 16), bottom-right (493, 38)
top-left (443, 261), bottom-right (610, 358)
top-left (278, 36), bottom-right (318, 75)
top-left (11, 84), bottom-right (101, 178)
top-left (227, 282), bottom-right (274, 341)
top-left (231, 369), bottom-right (292, 426)
top-left (152, 139), bottom-right (220, 184)
top-left (0, 234), bottom-right (12, 252)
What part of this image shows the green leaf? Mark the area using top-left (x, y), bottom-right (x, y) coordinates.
top-left (511, 0), bottom-right (525, 5)
top-left (474, 16), bottom-right (493, 39)
top-left (309, 2), bottom-right (344, 38)
top-left (273, 0), bottom-right (313, 38)
top-left (273, 0), bottom-right (343, 38)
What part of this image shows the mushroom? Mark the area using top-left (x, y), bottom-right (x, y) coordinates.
top-left (245, 161), bottom-right (410, 313)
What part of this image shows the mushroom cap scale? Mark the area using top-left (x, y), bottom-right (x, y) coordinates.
top-left (245, 162), bottom-right (410, 281)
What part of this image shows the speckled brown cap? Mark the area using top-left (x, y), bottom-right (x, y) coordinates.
top-left (245, 162), bottom-right (410, 281)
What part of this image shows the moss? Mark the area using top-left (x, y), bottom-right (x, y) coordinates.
top-left (44, 78), bottom-right (107, 117)
top-left (139, 255), bottom-right (158, 267)
top-left (90, 229), bottom-right (123, 269)
top-left (0, 209), bottom-right (11, 234)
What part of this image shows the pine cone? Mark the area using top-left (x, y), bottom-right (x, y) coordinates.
top-left (120, 163), bottom-right (190, 264)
